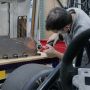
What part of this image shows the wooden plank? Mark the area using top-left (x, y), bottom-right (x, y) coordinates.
top-left (0, 52), bottom-right (47, 65)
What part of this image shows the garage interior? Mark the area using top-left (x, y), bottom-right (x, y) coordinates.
top-left (0, 0), bottom-right (90, 90)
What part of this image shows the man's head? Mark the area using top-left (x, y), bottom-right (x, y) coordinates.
top-left (46, 7), bottom-right (72, 33)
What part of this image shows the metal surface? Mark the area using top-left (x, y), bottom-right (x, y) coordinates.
top-left (0, 36), bottom-right (37, 59)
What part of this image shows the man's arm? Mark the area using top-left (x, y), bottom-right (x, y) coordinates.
top-left (43, 44), bottom-right (64, 59)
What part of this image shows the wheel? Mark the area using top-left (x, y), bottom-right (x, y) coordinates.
top-left (2, 64), bottom-right (53, 90)
top-left (36, 29), bottom-right (90, 90)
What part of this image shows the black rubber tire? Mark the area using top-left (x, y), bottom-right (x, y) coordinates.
top-left (2, 64), bottom-right (52, 90)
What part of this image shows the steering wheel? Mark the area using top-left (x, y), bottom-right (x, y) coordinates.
top-left (37, 29), bottom-right (90, 90)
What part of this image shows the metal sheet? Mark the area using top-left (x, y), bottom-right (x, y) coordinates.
top-left (0, 36), bottom-right (37, 59)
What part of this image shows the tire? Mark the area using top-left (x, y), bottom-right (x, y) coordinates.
top-left (2, 64), bottom-right (53, 90)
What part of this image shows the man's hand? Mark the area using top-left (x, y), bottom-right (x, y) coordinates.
top-left (43, 44), bottom-right (63, 59)
top-left (47, 33), bottom-right (63, 46)
top-left (43, 44), bottom-right (57, 58)
top-left (47, 33), bottom-right (58, 44)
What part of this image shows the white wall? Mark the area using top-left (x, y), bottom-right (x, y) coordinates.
top-left (0, 3), bottom-right (9, 36)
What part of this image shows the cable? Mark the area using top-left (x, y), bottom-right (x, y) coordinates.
top-left (56, 0), bottom-right (64, 8)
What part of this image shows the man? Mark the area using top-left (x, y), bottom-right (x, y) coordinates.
top-left (44, 7), bottom-right (90, 67)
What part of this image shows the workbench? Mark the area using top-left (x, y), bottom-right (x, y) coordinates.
top-left (0, 37), bottom-right (59, 82)
top-left (0, 52), bottom-right (59, 83)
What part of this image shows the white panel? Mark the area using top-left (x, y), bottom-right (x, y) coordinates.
top-left (78, 0), bottom-right (81, 8)
top-left (10, 1), bottom-right (18, 38)
top-left (27, 0), bottom-right (33, 37)
top-left (0, 3), bottom-right (9, 36)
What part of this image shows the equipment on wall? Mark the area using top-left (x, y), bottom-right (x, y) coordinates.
top-left (67, 0), bottom-right (90, 15)
top-left (17, 16), bottom-right (27, 38)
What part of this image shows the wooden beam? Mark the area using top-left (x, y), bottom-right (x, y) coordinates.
top-left (31, 0), bottom-right (36, 38)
